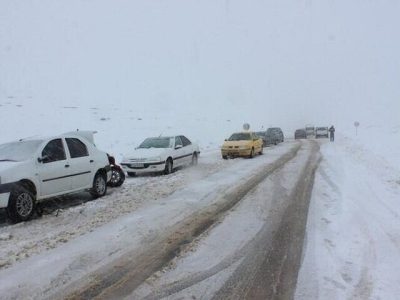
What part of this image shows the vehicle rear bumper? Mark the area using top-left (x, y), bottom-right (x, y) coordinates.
top-left (105, 165), bottom-right (112, 181)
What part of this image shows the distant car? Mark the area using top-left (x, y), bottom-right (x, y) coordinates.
top-left (121, 135), bottom-right (200, 176)
top-left (305, 126), bottom-right (315, 138)
top-left (221, 132), bottom-right (263, 159)
top-left (315, 127), bottom-right (329, 138)
top-left (255, 131), bottom-right (268, 147)
top-left (295, 129), bottom-right (307, 139)
top-left (0, 131), bottom-right (111, 222)
top-left (266, 127), bottom-right (284, 145)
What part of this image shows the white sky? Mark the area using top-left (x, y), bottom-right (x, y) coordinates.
top-left (1, 0), bottom-right (399, 130)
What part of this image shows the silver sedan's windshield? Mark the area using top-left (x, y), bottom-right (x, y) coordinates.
top-left (0, 140), bottom-right (43, 162)
top-left (138, 137), bottom-right (173, 149)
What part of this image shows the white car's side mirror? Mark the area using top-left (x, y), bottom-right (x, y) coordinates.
top-left (175, 145), bottom-right (183, 150)
top-left (38, 155), bottom-right (49, 163)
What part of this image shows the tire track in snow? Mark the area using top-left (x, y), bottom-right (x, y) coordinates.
top-left (62, 143), bottom-right (302, 300)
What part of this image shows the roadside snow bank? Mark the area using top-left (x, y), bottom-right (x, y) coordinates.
top-left (296, 136), bottom-right (400, 299)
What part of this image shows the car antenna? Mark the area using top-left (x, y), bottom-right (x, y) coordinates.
top-left (19, 135), bottom-right (39, 141)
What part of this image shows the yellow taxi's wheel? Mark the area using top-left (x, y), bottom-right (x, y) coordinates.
top-left (249, 148), bottom-right (254, 159)
top-left (259, 147), bottom-right (263, 155)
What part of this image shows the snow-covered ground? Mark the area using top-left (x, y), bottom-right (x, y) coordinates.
top-left (0, 141), bottom-right (299, 300)
top-left (0, 149), bottom-right (236, 270)
top-left (296, 128), bottom-right (400, 299)
top-left (129, 141), bottom-right (317, 299)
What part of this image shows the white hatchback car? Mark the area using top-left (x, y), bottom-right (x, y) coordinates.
top-left (121, 135), bottom-right (200, 176)
top-left (0, 131), bottom-right (111, 222)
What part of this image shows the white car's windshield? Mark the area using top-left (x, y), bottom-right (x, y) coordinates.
top-left (138, 137), bottom-right (172, 149)
top-left (0, 140), bottom-right (43, 162)
top-left (228, 133), bottom-right (252, 141)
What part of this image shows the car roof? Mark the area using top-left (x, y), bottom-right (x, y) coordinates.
top-left (231, 131), bottom-right (254, 134)
top-left (17, 130), bottom-right (97, 144)
top-left (145, 136), bottom-right (174, 139)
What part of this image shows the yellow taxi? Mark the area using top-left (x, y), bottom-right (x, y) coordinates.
top-left (221, 131), bottom-right (263, 159)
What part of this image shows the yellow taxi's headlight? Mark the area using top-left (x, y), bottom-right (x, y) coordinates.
top-left (239, 145), bottom-right (250, 150)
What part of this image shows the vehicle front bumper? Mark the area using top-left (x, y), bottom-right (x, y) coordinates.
top-left (221, 148), bottom-right (252, 157)
top-left (121, 161), bottom-right (166, 174)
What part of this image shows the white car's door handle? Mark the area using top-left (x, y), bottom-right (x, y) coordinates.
top-left (90, 160), bottom-right (94, 163)
top-left (65, 164), bottom-right (70, 168)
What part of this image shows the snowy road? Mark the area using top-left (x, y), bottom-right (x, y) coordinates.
top-left (0, 141), bottom-right (314, 299)
top-left (125, 140), bottom-right (320, 300)
top-left (2, 136), bottom-right (398, 300)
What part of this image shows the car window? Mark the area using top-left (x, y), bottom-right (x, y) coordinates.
top-left (228, 133), bottom-right (252, 141)
top-left (0, 140), bottom-right (43, 162)
top-left (180, 136), bottom-right (192, 147)
top-left (42, 139), bottom-right (66, 163)
top-left (175, 136), bottom-right (183, 147)
top-left (66, 138), bottom-right (89, 158)
top-left (255, 132), bottom-right (265, 137)
top-left (139, 137), bottom-right (173, 149)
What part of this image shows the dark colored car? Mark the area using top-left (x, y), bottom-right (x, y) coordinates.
top-left (266, 127), bottom-right (284, 145)
top-left (255, 131), bottom-right (267, 146)
top-left (295, 129), bottom-right (307, 139)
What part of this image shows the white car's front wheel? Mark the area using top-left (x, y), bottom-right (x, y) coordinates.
top-left (7, 185), bottom-right (36, 223)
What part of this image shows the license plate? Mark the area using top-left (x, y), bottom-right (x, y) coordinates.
top-left (130, 163), bottom-right (144, 168)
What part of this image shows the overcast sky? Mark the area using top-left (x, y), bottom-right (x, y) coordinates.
top-left (1, 0), bottom-right (399, 130)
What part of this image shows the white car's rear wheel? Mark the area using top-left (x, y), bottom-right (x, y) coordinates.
top-left (90, 172), bottom-right (107, 199)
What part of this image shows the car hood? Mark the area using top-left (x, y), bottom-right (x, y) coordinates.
top-left (222, 140), bottom-right (253, 147)
top-left (123, 148), bottom-right (168, 160)
top-left (0, 161), bottom-right (23, 173)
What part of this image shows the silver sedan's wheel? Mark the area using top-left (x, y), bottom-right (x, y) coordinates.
top-left (164, 159), bottom-right (173, 175)
top-left (191, 153), bottom-right (198, 166)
